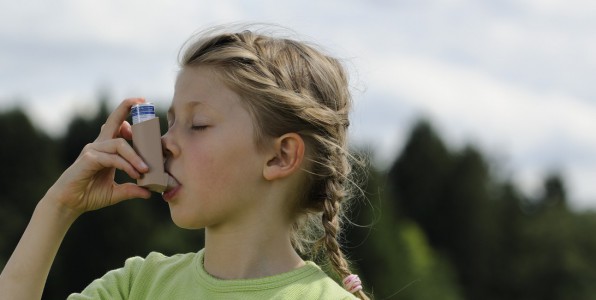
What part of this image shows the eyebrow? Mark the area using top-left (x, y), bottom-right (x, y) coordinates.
top-left (167, 100), bottom-right (203, 117)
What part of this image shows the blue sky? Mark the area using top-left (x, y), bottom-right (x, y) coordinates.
top-left (1, 0), bottom-right (595, 208)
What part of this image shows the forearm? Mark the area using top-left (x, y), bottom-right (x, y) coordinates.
top-left (0, 197), bottom-right (80, 300)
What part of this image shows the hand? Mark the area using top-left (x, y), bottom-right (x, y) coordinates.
top-left (44, 98), bottom-right (152, 216)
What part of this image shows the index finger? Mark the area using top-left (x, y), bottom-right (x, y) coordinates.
top-left (95, 98), bottom-right (146, 142)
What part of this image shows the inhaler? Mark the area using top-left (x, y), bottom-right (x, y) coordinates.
top-left (130, 103), bottom-right (169, 193)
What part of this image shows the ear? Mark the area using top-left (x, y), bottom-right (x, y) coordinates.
top-left (263, 133), bottom-right (305, 181)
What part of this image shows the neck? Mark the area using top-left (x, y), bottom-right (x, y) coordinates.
top-left (202, 219), bottom-right (305, 279)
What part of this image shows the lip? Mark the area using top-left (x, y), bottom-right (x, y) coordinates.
top-left (162, 185), bottom-right (181, 202)
top-left (162, 172), bottom-right (181, 202)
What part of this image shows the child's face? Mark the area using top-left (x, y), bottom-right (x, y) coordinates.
top-left (162, 66), bottom-right (269, 229)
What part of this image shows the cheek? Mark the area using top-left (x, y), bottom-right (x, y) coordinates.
top-left (184, 132), bottom-right (262, 190)
top-left (186, 144), bottom-right (236, 188)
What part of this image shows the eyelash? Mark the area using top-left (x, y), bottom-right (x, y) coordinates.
top-left (191, 125), bottom-right (208, 131)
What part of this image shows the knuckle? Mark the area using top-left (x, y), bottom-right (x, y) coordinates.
top-left (81, 143), bottom-right (94, 153)
top-left (80, 150), bottom-right (96, 161)
top-left (116, 138), bottom-right (130, 149)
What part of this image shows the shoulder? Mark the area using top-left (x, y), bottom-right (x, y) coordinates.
top-left (113, 251), bottom-right (196, 278)
top-left (68, 251), bottom-right (199, 299)
top-left (125, 251), bottom-right (198, 286)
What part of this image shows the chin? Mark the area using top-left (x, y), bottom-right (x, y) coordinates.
top-left (170, 212), bottom-right (205, 230)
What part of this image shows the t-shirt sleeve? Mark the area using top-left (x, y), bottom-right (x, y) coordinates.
top-left (66, 256), bottom-right (145, 300)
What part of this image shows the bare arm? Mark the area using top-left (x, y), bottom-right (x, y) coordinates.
top-left (0, 198), bottom-right (78, 300)
top-left (0, 98), bottom-right (152, 300)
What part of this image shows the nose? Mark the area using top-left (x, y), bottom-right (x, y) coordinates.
top-left (161, 128), bottom-right (179, 160)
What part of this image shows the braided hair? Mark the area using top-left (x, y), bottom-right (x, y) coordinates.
top-left (180, 25), bottom-right (368, 299)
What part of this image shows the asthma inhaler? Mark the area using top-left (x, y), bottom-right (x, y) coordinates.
top-left (131, 103), bottom-right (169, 192)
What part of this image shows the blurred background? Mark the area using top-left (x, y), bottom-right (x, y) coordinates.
top-left (1, 0), bottom-right (596, 299)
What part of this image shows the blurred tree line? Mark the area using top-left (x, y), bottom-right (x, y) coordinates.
top-left (1, 96), bottom-right (596, 299)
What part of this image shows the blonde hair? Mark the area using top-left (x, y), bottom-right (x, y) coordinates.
top-left (180, 25), bottom-right (368, 299)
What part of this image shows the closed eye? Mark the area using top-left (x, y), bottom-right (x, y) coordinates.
top-left (191, 125), bottom-right (208, 131)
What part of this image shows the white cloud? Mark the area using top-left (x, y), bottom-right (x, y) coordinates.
top-left (1, 0), bottom-right (595, 207)
top-left (366, 53), bottom-right (596, 207)
top-left (566, 166), bottom-right (596, 209)
top-left (519, 0), bottom-right (596, 17)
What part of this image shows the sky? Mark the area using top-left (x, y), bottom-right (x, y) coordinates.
top-left (1, 0), bottom-right (595, 208)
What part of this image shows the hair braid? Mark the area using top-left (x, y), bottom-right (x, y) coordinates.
top-left (321, 179), bottom-right (350, 275)
top-left (313, 137), bottom-right (370, 300)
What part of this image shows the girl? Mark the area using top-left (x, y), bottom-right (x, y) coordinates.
top-left (0, 25), bottom-right (369, 299)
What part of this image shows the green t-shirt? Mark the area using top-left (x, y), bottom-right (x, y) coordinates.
top-left (68, 249), bottom-right (357, 299)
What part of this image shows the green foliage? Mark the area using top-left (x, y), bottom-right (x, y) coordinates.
top-left (345, 157), bottom-right (462, 299)
top-left (0, 108), bottom-right (61, 270)
top-left (384, 119), bottom-right (596, 300)
top-left (2, 99), bottom-right (596, 300)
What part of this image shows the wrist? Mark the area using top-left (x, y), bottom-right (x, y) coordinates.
top-left (37, 195), bottom-right (82, 225)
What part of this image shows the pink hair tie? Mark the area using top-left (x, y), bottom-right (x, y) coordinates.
top-left (342, 274), bottom-right (363, 293)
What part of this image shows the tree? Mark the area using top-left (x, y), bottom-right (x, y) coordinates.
top-left (0, 108), bottom-right (60, 262)
top-left (346, 148), bottom-right (462, 300)
top-left (388, 121), bottom-right (453, 249)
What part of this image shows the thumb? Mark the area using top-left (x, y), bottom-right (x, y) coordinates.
top-left (111, 183), bottom-right (152, 204)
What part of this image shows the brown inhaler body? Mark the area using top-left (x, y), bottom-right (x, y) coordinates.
top-left (131, 117), bottom-right (169, 193)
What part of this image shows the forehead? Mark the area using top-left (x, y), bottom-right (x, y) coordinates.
top-left (169, 66), bottom-right (242, 117)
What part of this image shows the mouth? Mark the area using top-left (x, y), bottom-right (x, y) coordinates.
top-left (162, 172), bottom-right (181, 202)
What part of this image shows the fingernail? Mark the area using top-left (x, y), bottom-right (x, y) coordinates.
top-left (140, 161), bottom-right (149, 171)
